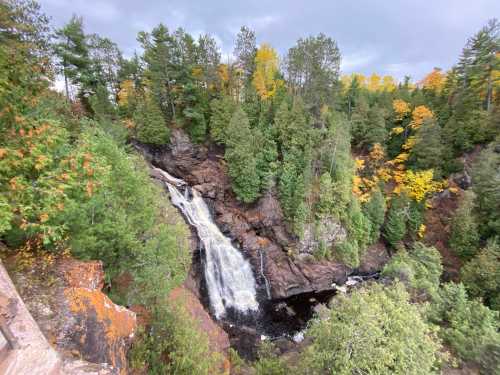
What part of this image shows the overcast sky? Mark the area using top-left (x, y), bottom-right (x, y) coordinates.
top-left (38, 0), bottom-right (500, 81)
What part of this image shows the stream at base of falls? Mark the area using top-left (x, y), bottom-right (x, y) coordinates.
top-left (154, 167), bottom-right (378, 358)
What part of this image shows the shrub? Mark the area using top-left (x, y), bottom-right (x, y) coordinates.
top-left (301, 283), bottom-right (441, 374)
top-left (382, 242), bottom-right (443, 296)
top-left (428, 282), bottom-right (500, 363)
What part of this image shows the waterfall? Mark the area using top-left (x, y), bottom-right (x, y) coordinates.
top-left (154, 168), bottom-right (259, 319)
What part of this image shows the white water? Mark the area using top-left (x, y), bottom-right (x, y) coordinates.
top-left (155, 168), bottom-right (259, 319)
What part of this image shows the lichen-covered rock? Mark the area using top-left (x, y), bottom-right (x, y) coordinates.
top-left (0, 259), bottom-right (117, 375)
top-left (6, 256), bottom-right (136, 374)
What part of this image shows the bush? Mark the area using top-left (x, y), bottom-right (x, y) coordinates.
top-left (382, 242), bottom-right (443, 296)
top-left (130, 304), bottom-right (220, 375)
top-left (461, 239), bottom-right (500, 311)
top-left (254, 341), bottom-right (286, 375)
top-left (428, 282), bottom-right (500, 363)
top-left (301, 283), bottom-right (441, 374)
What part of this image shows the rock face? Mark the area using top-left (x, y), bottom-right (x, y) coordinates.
top-left (140, 130), bottom-right (353, 300)
top-left (0, 259), bottom-right (118, 375)
top-left (6, 256), bottom-right (136, 374)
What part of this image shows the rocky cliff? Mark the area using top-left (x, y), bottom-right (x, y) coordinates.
top-left (141, 129), bottom-right (385, 301)
top-left (2, 254), bottom-right (136, 374)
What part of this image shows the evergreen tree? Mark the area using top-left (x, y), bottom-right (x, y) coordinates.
top-left (363, 189), bottom-right (386, 244)
top-left (53, 15), bottom-right (91, 98)
top-left (410, 118), bottom-right (444, 174)
top-left (364, 105), bottom-right (387, 147)
top-left (133, 96), bottom-right (170, 145)
top-left (225, 108), bottom-right (261, 203)
top-left (429, 282), bottom-right (500, 363)
top-left (382, 242), bottom-right (443, 296)
top-left (449, 191), bottom-right (480, 258)
top-left (209, 96), bottom-right (235, 144)
top-left (383, 195), bottom-right (408, 248)
top-left (461, 239), bottom-right (500, 311)
top-left (472, 141), bottom-right (500, 237)
top-left (301, 283), bottom-right (441, 375)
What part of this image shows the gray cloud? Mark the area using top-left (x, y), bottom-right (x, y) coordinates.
top-left (39, 0), bottom-right (500, 80)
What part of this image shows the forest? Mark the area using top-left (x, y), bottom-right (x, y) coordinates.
top-left (0, 0), bottom-right (499, 374)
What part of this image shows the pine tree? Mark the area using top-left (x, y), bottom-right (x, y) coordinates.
top-left (472, 141), bottom-right (500, 237)
top-left (225, 108), bottom-right (261, 203)
top-left (53, 15), bottom-right (91, 98)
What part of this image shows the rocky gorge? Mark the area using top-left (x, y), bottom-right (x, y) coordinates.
top-left (136, 128), bottom-right (390, 356)
top-left (142, 129), bottom-right (388, 302)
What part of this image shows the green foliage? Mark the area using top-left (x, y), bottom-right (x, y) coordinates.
top-left (362, 189), bottom-right (386, 244)
top-left (254, 341), bottom-right (286, 375)
top-left (449, 191), bottom-right (480, 258)
top-left (343, 198), bottom-right (371, 260)
top-left (129, 304), bottom-right (220, 375)
top-left (472, 141), bottom-right (500, 237)
top-left (301, 283), bottom-right (441, 375)
top-left (382, 242), bottom-right (443, 296)
top-left (286, 33), bottom-right (341, 112)
top-left (410, 118), bottom-right (444, 175)
top-left (225, 107), bottom-right (261, 203)
top-left (209, 95), bottom-right (236, 144)
top-left (133, 96), bottom-right (170, 145)
top-left (407, 200), bottom-right (425, 239)
top-left (364, 105), bottom-right (387, 147)
top-left (429, 282), bottom-right (500, 363)
top-left (461, 239), bottom-right (500, 311)
top-left (383, 195), bottom-right (408, 248)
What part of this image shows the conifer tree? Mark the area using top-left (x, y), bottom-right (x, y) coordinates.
top-left (225, 108), bottom-right (261, 203)
top-left (363, 189), bottom-right (386, 244)
top-left (410, 118), bottom-right (444, 174)
top-left (449, 191), bottom-right (480, 258)
top-left (384, 195), bottom-right (408, 248)
top-left (134, 96), bottom-right (170, 145)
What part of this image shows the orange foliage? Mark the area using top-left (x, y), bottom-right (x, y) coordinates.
top-left (392, 99), bottom-right (410, 121)
top-left (409, 105), bottom-right (433, 129)
top-left (421, 68), bottom-right (446, 92)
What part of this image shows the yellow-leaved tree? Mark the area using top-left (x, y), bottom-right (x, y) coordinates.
top-left (252, 44), bottom-right (281, 99)
top-left (421, 68), bottom-right (446, 93)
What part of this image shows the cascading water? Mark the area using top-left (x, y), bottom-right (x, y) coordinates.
top-left (154, 168), bottom-right (259, 319)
